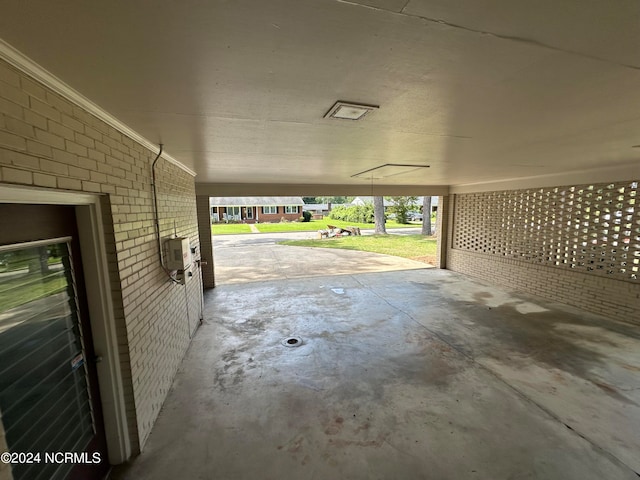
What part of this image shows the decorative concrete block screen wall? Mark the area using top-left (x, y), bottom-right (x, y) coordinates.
top-left (448, 181), bottom-right (639, 324)
top-left (0, 58), bottom-right (202, 452)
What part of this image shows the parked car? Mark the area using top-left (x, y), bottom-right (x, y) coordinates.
top-left (408, 212), bottom-right (423, 221)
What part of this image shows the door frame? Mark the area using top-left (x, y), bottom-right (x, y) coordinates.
top-left (0, 184), bottom-right (131, 464)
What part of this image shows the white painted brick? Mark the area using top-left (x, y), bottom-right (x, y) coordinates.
top-left (30, 96), bottom-right (61, 121)
top-left (65, 140), bottom-right (88, 157)
top-left (33, 171), bottom-right (57, 187)
top-left (78, 157), bottom-right (97, 172)
top-left (1, 166), bottom-right (32, 184)
top-left (57, 176), bottom-right (82, 190)
top-left (3, 150), bottom-right (39, 170)
top-left (48, 119), bottom-right (75, 141)
top-left (68, 165), bottom-right (91, 180)
top-left (24, 109), bottom-right (47, 130)
top-left (0, 130), bottom-right (27, 150)
top-left (45, 91), bottom-right (73, 115)
top-left (5, 116), bottom-right (34, 138)
top-left (0, 81), bottom-right (29, 107)
top-left (51, 148), bottom-right (78, 165)
top-left (34, 128), bottom-right (64, 149)
top-left (60, 113), bottom-right (84, 132)
top-left (88, 148), bottom-right (106, 162)
top-left (0, 97), bottom-right (23, 120)
top-left (0, 60), bottom-right (201, 454)
top-left (26, 140), bottom-right (53, 159)
top-left (21, 76), bottom-right (47, 100)
top-left (84, 125), bottom-right (103, 141)
top-left (0, 63), bottom-right (20, 87)
top-left (39, 158), bottom-right (69, 176)
top-left (74, 131), bottom-right (95, 148)
top-left (82, 181), bottom-right (102, 193)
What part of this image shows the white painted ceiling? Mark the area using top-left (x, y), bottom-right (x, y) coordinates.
top-left (1, 0), bottom-right (639, 188)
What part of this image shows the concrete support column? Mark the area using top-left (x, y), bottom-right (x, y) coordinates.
top-left (196, 195), bottom-right (215, 288)
top-left (435, 195), bottom-right (450, 269)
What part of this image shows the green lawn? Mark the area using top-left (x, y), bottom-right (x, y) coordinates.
top-left (211, 223), bottom-right (253, 235)
top-left (211, 218), bottom-right (421, 235)
top-left (0, 271), bottom-right (67, 311)
top-left (279, 234), bottom-right (437, 261)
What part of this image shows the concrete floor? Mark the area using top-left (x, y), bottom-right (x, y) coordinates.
top-left (112, 260), bottom-right (640, 479)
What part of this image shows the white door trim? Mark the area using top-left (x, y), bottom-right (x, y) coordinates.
top-left (0, 184), bottom-right (131, 464)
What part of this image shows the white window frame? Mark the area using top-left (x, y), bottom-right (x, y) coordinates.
top-left (226, 206), bottom-right (241, 220)
top-left (262, 206), bottom-right (278, 214)
top-left (285, 205), bottom-right (299, 214)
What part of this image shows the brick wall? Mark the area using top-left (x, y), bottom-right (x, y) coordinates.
top-left (0, 59), bottom-right (202, 452)
top-left (257, 206), bottom-right (300, 223)
top-left (446, 182), bottom-right (640, 325)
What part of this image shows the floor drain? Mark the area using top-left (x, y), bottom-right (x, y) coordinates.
top-left (282, 336), bottom-right (303, 347)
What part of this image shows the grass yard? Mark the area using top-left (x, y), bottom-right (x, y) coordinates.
top-left (211, 223), bottom-right (253, 235)
top-left (279, 234), bottom-right (437, 263)
top-left (0, 271), bottom-right (67, 311)
top-left (212, 219), bottom-right (423, 235)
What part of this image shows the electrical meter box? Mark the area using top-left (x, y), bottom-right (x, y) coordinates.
top-left (164, 237), bottom-right (192, 271)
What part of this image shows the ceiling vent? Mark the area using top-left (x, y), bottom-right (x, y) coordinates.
top-left (352, 164), bottom-right (430, 179)
top-left (324, 101), bottom-right (379, 121)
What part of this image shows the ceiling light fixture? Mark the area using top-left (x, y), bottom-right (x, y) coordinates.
top-left (324, 101), bottom-right (379, 121)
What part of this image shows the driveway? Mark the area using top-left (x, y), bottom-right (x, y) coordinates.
top-left (212, 228), bottom-right (432, 285)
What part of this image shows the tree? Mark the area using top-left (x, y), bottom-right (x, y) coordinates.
top-left (374, 196), bottom-right (386, 234)
top-left (421, 196), bottom-right (432, 236)
top-left (387, 196), bottom-right (418, 224)
top-left (328, 204), bottom-right (374, 223)
top-left (318, 196), bottom-right (352, 204)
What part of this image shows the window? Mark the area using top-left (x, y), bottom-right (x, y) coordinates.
top-left (225, 206), bottom-right (241, 221)
top-left (262, 206), bottom-right (278, 214)
top-left (246, 207), bottom-right (253, 219)
top-left (285, 205), bottom-right (299, 214)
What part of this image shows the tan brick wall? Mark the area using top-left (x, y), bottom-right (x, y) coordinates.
top-left (0, 59), bottom-right (202, 452)
top-left (446, 182), bottom-right (640, 325)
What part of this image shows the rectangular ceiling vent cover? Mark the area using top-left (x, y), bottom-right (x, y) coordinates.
top-left (324, 101), bottom-right (379, 121)
top-left (352, 164), bottom-right (430, 179)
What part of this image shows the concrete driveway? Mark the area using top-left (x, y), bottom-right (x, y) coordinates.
top-left (212, 228), bottom-right (433, 285)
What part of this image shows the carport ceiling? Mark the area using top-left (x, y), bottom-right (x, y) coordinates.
top-left (1, 0), bottom-right (639, 187)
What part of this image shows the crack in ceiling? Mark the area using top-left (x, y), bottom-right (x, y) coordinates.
top-left (334, 0), bottom-right (640, 71)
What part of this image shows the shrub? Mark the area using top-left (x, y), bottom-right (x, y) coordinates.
top-left (328, 204), bottom-right (374, 223)
top-left (388, 196), bottom-right (418, 224)
top-left (301, 211), bottom-right (312, 222)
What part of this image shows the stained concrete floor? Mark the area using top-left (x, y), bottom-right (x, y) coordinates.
top-left (113, 262), bottom-right (640, 479)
